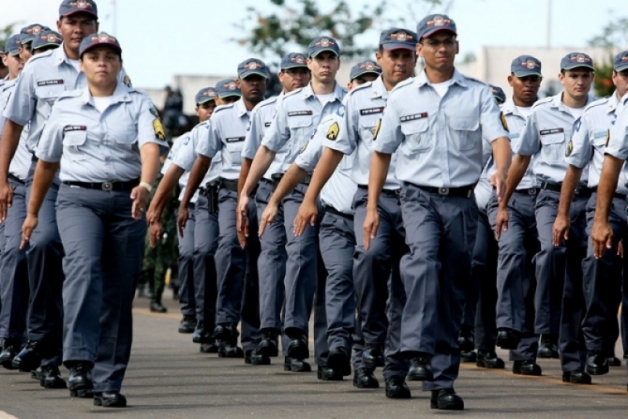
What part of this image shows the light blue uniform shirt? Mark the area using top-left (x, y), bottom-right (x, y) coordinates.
top-left (606, 94), bottom-right (628, 166)
top-left (296, 113), bottom-right (356, 214)
top-left (515, 92), bottom-right (595, 184)
top-left (324, 76), bottom-right (401, 190)
top-left (0, 79), bottom-right (32, 181)
top-left (3, 45), bottom-right (129, 153)
top-left (196, 99), bottom-right (249, 181)
top-left (374, 69), bottom-right (508, 188)
top-left (36, 83), bottom-right (168, 182)
top-left (163, 132), bottom-right (198, 204)
top-left (262, 82), bottom-right (346, 170)
top-left (570, 93), bottom-right (628, 193)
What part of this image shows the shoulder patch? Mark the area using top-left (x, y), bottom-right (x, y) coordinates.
top-left (373, 119), bottom-right (382, 141)
top-left (500, 112), bottom-right (509, 131)
top-left (326, 121), bottom-right (340, 141)
top-left (565, 140), bottom-right (573, 157)
top-left (123, 75), bottom-right (132, 88)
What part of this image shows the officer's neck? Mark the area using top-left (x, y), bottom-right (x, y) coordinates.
top-left (513, 95), bottom-right (536, 108)
top-left (242, 97), bottom-right (260, 111)
top-left (615, 90), bottom-right (626, 101)
top-left (561, 91), bottom-right (588, 109)
top-left (310, 79), bottom-right (335, 95)
top-left (89, 81), bottom-right (117, 97)
top-left (424, 66), bottom-right (454, 84)
top-left (63, 43), bottom-right (80, 61)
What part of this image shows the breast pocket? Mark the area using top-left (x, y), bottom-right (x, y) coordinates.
top-left (35, 84), bottom-right (66, 109)
top-left (450, 116), bottom-right (480, 151)
top-left (63, 131), bottom-right (88, 161)
top-left (400, 119), bottom-right (431, 154)
top-left (288, 116), bottom-right (313, 147)
top-left (540, 132), bottom-right (565, 163)
top-left (109, 121), bottom-right (138, 151)
top-left (226, 139), bottom-right (245, 165)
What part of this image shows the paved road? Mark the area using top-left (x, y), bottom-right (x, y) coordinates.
top-left (0, 293), bottom-right (626, 418)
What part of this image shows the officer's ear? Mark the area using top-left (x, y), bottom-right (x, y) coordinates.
top-left (236, 78), bottom-right (242, 89)
top-left (507, 74), bottom-right (514, 87)
top-left (455, 39), bottom-right (459, 55)
top-left (416, 42), bottom-right (423, 59)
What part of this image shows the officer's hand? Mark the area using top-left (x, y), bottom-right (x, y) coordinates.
top-left (146, 202), bottom-right (161, 226)
top-left (362, 208), bottom-right (380, 250)
top-left (258, 202), bottom-right (278, 238)
top-left (591, 219), bottom-right (613, 259)
top-left (236, 195), bottom-right (250, 236)
top-left (293, 200), bottom-right (318, 237)
top-left (552, 214), bottom-right (570, 247)
top-left (20, 213), bottom-right (38, 250)
top-left (130, 186), bottom-right (149, 220)
top-left (0, 180), bottom-right (14, 222)
top-left (490, 172), bottom-right (507, 203)
top-left (618, 239), bottom-right (624, 259)
top-left (237, 214), bottom-right (249, 249)
top-left (149, 220), bottom-right (163, 248)
top-left (494, 206), bottom-right (509, 240)
top-left (177, 204), bottom-right (189, 238)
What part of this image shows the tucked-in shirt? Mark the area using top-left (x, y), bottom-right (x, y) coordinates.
top-left (196, 99), bottom-right (250, 181)
top-left (374, 69), bottom-right (508, 187)
top-left (36, 83), bottom-right (168, 182)
top-left (324, 76), bottom-right (401, 190)
top-left (0, 79), bottom-right (32, 181)
top-left (515, 91), bottom-right (595, 184)
top-left (262, 82), bottom-right (346, 170)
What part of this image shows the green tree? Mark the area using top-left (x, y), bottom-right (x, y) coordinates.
top-left (587, 12), bottom-right (628, 97)
top-left (234, 0), bottom-right (451, 66)
top-left (0, 23), bottom-right (20, 52)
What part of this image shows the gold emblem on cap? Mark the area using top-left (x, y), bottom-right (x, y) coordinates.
top-left (29, 26), bottom-right (42, 35)
top-left (291, 55), bottom-right (306, 64)
top-left (70, 0), bottom-right (93, 8)
top-left (622, 57), bottom-right (628, 62)
top-left (427, 15), bottom-right (451, 27)
top-left (226, 81), bottom-right (237, 90)
top-left (316, 38), bottom-right (335, 47)
top-left (571, 53), bottom-right (590, 63)
top-left (391, 32), bottom-right (413, 42)
top-left (245, 61), bottom-right (262, 70)
top-left (524, 59), bottom-right (538, 69)
top-left (47, 33), bottom-right (59, 42)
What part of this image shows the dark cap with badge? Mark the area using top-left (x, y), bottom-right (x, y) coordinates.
top-left (59, 0), bottom-right (98, 19)
top-left (560, 52), bottom-right (594, 71)
top-left (416, 14), bottom-right (457, 39)
top-left (79, 32), bottom-right (122, 57)
top-left (32, 30), bottom-right (63, 52)
top-left (20, 24), bottom-right (51, 45)
top-left (511, 55), bottom-right (542, 77)
top-left (489, 84), bottom-right (506, 104)
top-left (350, 60), bottom-right (382, 81)
top-left (237, 58), bottom-right (269, 79)
top-left (195, 87), bottom-right (217, 105)
top-left (307, 36), bottom-right (340, 58)
top-left (4, 35), bottom-right (21, 56)
top-left (614, 51), bottom-right (628, 72)
top-left (281, 52), bottom-right (308, 70)
top-left (215, 78), bottom-right (241, 99)
top-left (379, 28), bottom-right (418, 51)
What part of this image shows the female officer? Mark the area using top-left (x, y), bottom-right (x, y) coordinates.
top-left (21, 32), bottom-right (167, 408)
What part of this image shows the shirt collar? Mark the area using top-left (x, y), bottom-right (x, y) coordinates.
top-left (234, 98), bottom-right (249, 118)
top-left (302, 82), bottom-right (344, 102)
top-left (53, 44), bottom-right (78, 68)
top-left (371, 76), bottom-right (388, 100)
top-left (607, 90), bottom-right (620, 112)
top-left (416, 68), bottom-right (467, 88)
top-left (551, 91), bottom-right (596, 112)
top-left (501, 97), bottom-right (532, 118)
top-left (80, 81), bottom-right (133, 106)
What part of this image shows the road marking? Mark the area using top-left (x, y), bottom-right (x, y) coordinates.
top-left (0, 411), bottom-right (19, 419)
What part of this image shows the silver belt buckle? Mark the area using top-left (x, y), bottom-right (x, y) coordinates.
top-left (438, 188), bottom-right (450, 195)
top-left (102, 182), bottom-right (113, 191)
top-left (528, 188), bottom-right (536, 195)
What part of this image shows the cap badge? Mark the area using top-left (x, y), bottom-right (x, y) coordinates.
top-left (316, 38), bottom-right (334, 47)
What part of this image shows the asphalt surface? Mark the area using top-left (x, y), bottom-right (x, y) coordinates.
top-left (0, 292), bottom-right (627, 418)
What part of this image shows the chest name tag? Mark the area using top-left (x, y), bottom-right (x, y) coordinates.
top-left (288, 110), bottom-right (313, 117)
top-left (540, 128), bottom-right (564, 135)
top-left (360, 107), bottom-right (385, 116)
top-left (400, 112), bottom-right (428, 122)
top-left (63, 125), bottom-right (87, 132)
top-left (226, 137), bottom-right (245, 143)
top-left (37, 80), bottom-right (64, 86)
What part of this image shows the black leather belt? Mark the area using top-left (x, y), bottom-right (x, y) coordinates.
top-left (63, 178), bottom-right (139, 192)
top-left (219, 178), bottom-right (238, 192)
top-left (324, 205), bottom-right (353, 220)
top-left (358, 184), bottom-right (401, 195)
top-left (540, 181), bottom-right (592, 197)
top-left (414, 184), bottom-right (475, 198)
top-left (8, 173), bottom-right (25, 185)
top-left (514, 187), bottom-right (540, 196)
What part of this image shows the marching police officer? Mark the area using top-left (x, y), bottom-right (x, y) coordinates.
top-left (553, 51), bottom-right (628, 377)
top-left (488, 57), bottom-right (544, 376)
top-left (21, 32), bottom-right (167, 408)
top-left (238, 36), bottom-right (346, 378)
top-left (239, 52), bottom-right (311, 368)
top-left (180, 62), bottom-right (268, 361)
top-left (31, 30), bottom-right (63, 55)
top-left (18, 24), bottom-right (51, 63)
top-left (498, 52), bottom-right (596, 383)
top-left (367, 14), bottom-right (511, 409)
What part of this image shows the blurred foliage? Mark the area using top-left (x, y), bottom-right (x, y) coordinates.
top-left (593, 54), bottom-right (616, 98)
top-left (0, 23), bottom-right (20, 52)
top-left (588, 15), bottom-right (628, 48)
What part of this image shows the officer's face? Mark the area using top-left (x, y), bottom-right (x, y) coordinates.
top-left (196, 101), bottom-right (217, 122)
top-left (308, 52), bottom-right (340, 83)
top-left (347, 73), bottom-right (379, 91)
top-left (417, 32), bottom-right (458, 72)
top-left (57, 14), bottom-right (98, 53)
top-left (237, 75), bottom-right (267, 103)
top-left (18, 42), bottom-right (32, 62)
top-left (559, 69), bottom-right (593, 100)
top-left (508, 75), bottom-right (542, 105)
top-left (4, 54), bottom-right (24, 79)
top-left (279, 68), bottom-right (311, 93)
top-left (612, 70), bottom-right (628, 98)
top-left (80, 46), bottom-right (122, 89)
top-left (216, 96), bottom-right (240, 106)
top-left (376, 48), bottom-right (416, 86)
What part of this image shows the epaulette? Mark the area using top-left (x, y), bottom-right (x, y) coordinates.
top-left (25, 49), bottom-right (54, 64)
top-left (55, 89), bottom-right (82, 101)
top-left (213, 103), bottom-right (234, 114)
top-left (583, 97), bottom-right (610, 112)
top-left (283, 87), bottom-right (303, 98)
top-left (255, 96), bottom-right (278, 110)
top-left (531, 96), bottom-right (553, 110)
top-left (390, 77), bottom-right (414, 93)
top-left (460, 74), bottom-right (487, 86)
top-left (346, 81), bottom-right (373, 98)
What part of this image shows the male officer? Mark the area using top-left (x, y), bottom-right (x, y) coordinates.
top-left (148, 87), bottom-right (222, 351)
top-left (18, 24), bottom-right (51, 63)
top-left (553, 51), bottom-right (628, 377)
top-left (488, 56), bottom-right (544, 376)
top-left (0, 0), bottom-right (105, 385)
top-left (497, 52), bottom-right (596, 384)
top-left (239, 52), bottom-right (311, 368)
top-left (237, 36), bottom-right (345, 377)
top-left (286, 29), bottom-right (417, 396)
top-left (31, 30), bottom-right (63, 55)
top-left (214, 78), bottom-right (241, 106)
top-left (180, 61), bottom-right (268, 362)
top-left (367, 14), bottom-right (511, 409)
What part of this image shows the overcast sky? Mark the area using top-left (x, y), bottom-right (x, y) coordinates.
top-left (1, 0), bottom-right (624, 88)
